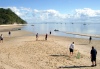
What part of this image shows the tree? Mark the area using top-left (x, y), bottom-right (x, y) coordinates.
top-left (0, 8), bottom-right (27, 25)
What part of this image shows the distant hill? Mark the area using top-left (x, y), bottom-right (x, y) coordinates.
top-left (0, 8), bottom-right (27, 25)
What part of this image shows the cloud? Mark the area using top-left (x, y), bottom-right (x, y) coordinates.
top-left (3, 7), bottom-right (22, 16)
top-left (31, 9), bottom-right (69, 22)
top-left (2, 7), bottom-right (33, 20)
top-left (75, 8), bottom-right (96, 17)
top-left (1, 7), bottom-right (100, 23)
top-left (70, 8), bottom-right (100, 23)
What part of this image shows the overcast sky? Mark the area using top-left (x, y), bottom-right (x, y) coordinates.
top-left (0, 0), bottom-right (100, 23)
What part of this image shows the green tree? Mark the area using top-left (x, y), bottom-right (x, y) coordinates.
top-left (0, 8), bottom-right (27, 25)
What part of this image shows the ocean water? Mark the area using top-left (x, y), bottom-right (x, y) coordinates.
top-left (21, 23), bottom-right (100, 40)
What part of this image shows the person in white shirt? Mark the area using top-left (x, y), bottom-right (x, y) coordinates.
top-left (69, 42), bottom-right (75, 56)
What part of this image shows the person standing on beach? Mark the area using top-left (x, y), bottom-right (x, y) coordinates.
top-left (50, 31), bottom-right (51, 35)
top-left (69, 42), bottom-right (75, 56)
top-left (45, 33), bottom-right (48, 40)
top-left (0, 35), bottom-right (1, 43)
top-left (36, 33), bottom-right (38, 41)
top-left (90, 46), bottom-right (97, 67)
top-left (0, 34), bottom-right (3, 43)
top-left (89, 36), bottom-right (92, 44)
top-left (8, 31), bottom-right (11, 36)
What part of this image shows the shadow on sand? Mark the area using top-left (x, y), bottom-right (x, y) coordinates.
top-left (78, 43), bottom-right (89, 45)
top-left (50, 54), bottom-right (69, 57)
top-left (36, 40), bottom-right (46, 41)
top-left (59, 65), bottom-right (92, 68)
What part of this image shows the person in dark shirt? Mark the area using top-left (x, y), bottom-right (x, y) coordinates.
top-left (90, 46), bottom-right (97, 67)
top-left (0, 34), bottom-right (3, 43)
top-left (89, 36), bottom-right (92, 44)
top-left (36, 33), bottom-right (38, 41)
top-left (45, 33), bottom-right (48, 40)
top-left (8, 31), bottom-right (11, 36)
top-left (50, 31), bottom-right (51, 35)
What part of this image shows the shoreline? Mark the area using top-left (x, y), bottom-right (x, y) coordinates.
top-left (61, 31), bottom-right (100, 38)
top-left (0, 24), bottom-right (100, 41)
top-left (0, 24), bottom-right (26, 32)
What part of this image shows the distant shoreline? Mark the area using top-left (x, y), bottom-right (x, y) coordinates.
top-left (0, 24), bottom-right (26, 32)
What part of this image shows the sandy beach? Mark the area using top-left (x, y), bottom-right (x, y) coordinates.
top-left (0, 24), bottom-right (26, 32)
top-left (0, 25), bottom-right (100, 69)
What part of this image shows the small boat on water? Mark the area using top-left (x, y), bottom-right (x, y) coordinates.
top-left (31, 25), bottom-right (34, 26)
top-left (83, 23), bottom-right (86, 25)
top-left (54, 29), bottom-right (59, 31)
top-left (72, 23), bottom-right (74, 24)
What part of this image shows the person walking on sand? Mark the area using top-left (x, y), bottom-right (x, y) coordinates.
top-left (89, 36), bottom-right (92, 44)
top-left (90, 46), bottom-right (97, 67)
top-left (69, 42), bottom-right (75, 56)
top-left (36, 33), bottom-right (38, 41)
top-left (45, 33), bottom-right (48, 40)
top-left (0, 34), bottom-right (3, 43)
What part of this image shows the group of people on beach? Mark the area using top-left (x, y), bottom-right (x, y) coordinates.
top-left (69, 39), bottom-right (97, 67)
top-left (0, 30), bottom-right (97, 67)
top-left (36, 31), bottom-right (51, 41)
top-left (0, 31), bottom-right (11, 43)
top-left (69, 36), bottom-right (93, 55)
top-left (36, 33), bottom-right (48, 41)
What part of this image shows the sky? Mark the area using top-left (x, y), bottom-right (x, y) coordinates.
top-left (0, 0), bottom-right (100, 23)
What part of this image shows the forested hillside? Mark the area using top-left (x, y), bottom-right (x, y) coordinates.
top-left (0, 8), bottom-right (27, 25)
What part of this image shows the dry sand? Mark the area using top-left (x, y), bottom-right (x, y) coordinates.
top-left (0, 25), bottom-right (100, 69)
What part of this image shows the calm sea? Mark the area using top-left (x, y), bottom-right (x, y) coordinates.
top-left (21, 23), bottom-right (100, 40)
